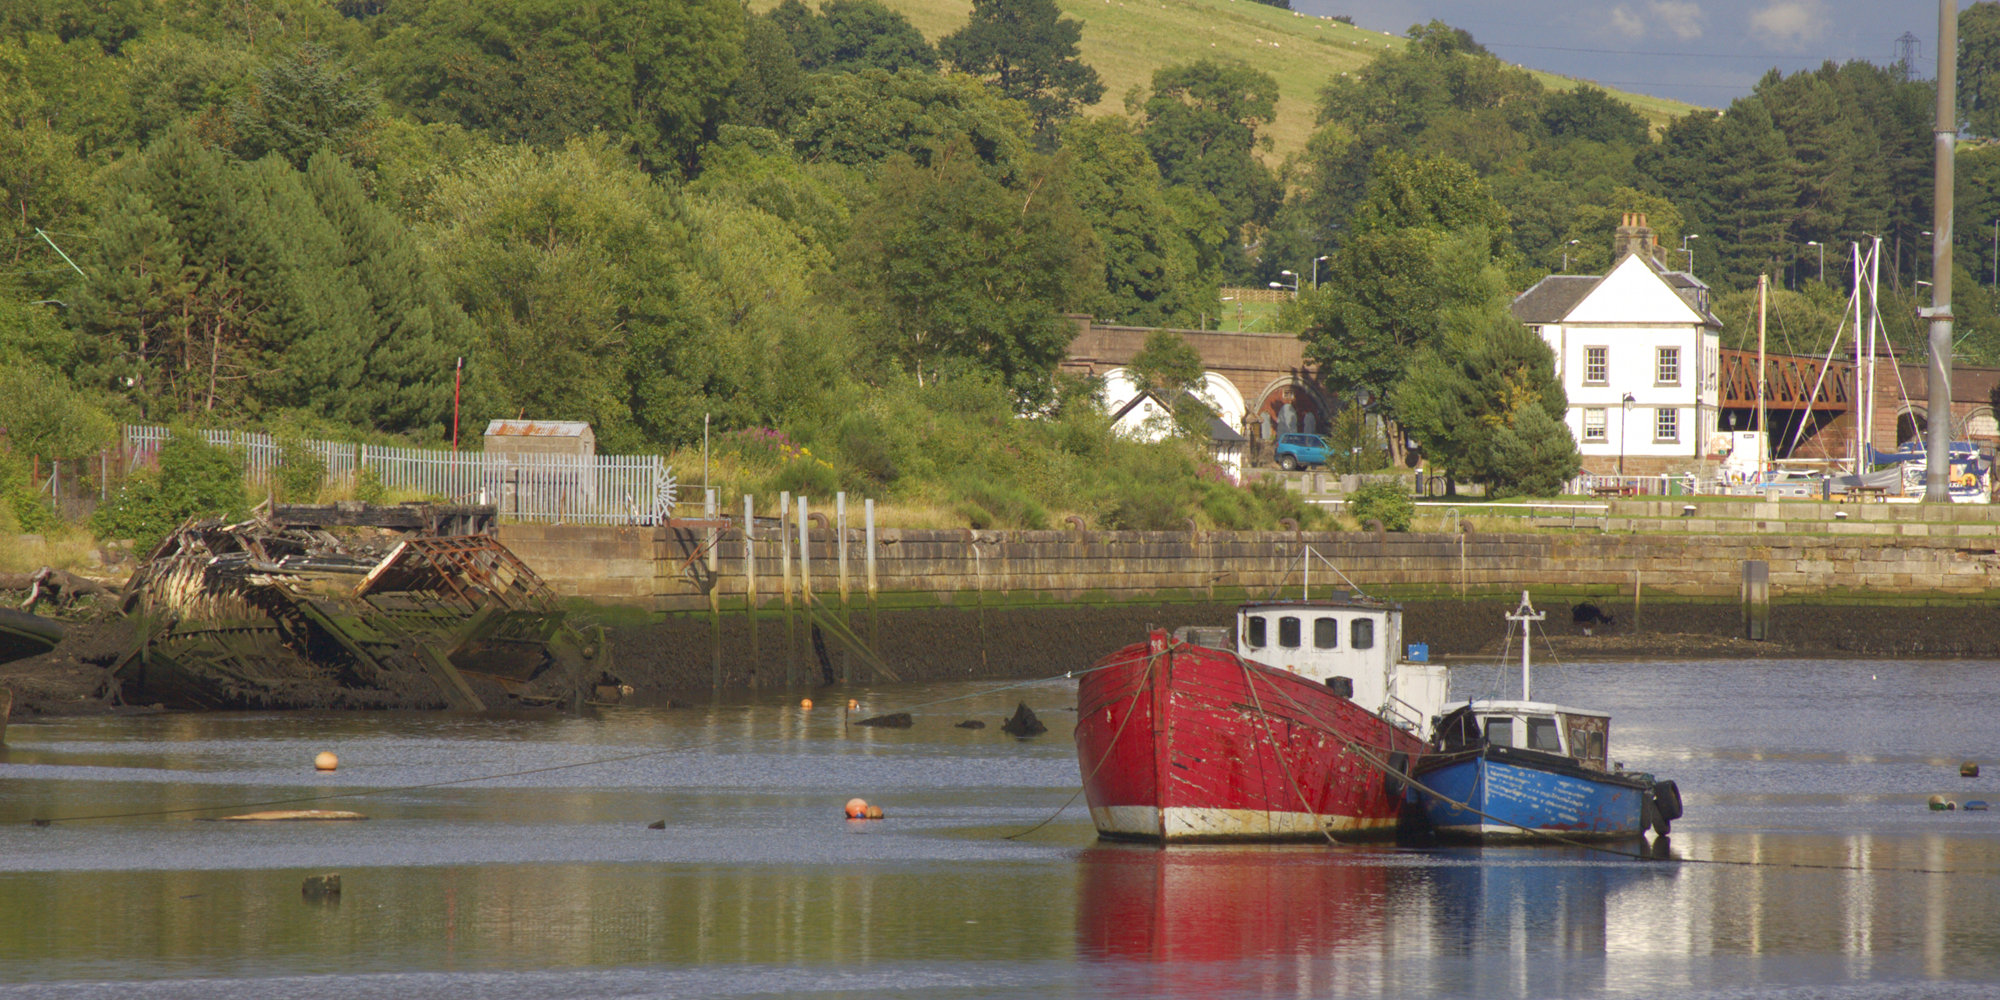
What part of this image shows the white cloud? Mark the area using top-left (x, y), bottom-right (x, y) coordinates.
top-left (1607, 1), bottom-right (1705, 42)
top-left (1749, 0), bottom-right (1827, 47)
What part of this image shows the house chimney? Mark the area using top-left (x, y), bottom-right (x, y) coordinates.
top-left (1612, 212), bottom-right (1658, 263)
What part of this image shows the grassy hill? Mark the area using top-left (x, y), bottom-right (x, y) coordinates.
top-left (753, 0), bottom-right (1703, 162)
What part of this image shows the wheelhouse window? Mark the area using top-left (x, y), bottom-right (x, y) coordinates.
top-left (1583, 346), bottom-right (1608, 385)
top-left (1581, 408), bottom-right (1607, 443)
top-left (1654, 407), bottom-right (1680, 444)
top-left (1527, 717), bottom-right (1563, 752)
top-left (1350, 617), bottom-right (1375, 650)
top-left (1277, 616), bottom-right (1301, 649)
top-left (1246, 616), bottom-right (1267, 648)
top-left (1656, 346), bottom-right (1680, 386)
top-left (1484, 717), bottom-right (1515, 747)
top-left (1313, 617), bottom-right (1339, 649)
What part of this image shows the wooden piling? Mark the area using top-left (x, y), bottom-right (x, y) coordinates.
top-left (1743, 560), bottom-right (1769, 640)
top-left (865, 498), bottom-right (879, 650)
top-left (707, 488), bottom-right (721, 688)
top-left (743, 493), bottom-right (758, 671)
top-left (780, 492), bottom-right (794, 686)
top-left (836, 492), bottom-right (850, 683)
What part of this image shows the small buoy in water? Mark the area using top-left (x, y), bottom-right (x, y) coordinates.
top-left (848, 699), bottom-right (859, 711)
top-left (865, 805), bottom-right (884, 820)
top-left (314, 752), bottom-right (338, 772)
top-left (801, 698), bottom-right (814, 710)
top-left (845, 797), bottom-right (868, 818)
top-left (1963, 761), bottom-right (1981, 778)
top-left (1967, 801), bottom-right (1991, 811)
top-left (1929, 795), bottom-right (1956, 811)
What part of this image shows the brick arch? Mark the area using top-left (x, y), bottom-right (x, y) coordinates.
top-left (1251, 377), bottom-right (1328, 437)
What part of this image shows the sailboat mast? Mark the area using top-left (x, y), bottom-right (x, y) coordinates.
top-left (1757, 275), bottom-right (1768, 467)
top-left (1852, 246), bottom-right (1864, 471)
top-left (1866, 237), bottom-right (1881, 461)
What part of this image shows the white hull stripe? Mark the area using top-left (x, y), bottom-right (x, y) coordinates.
top-left (1091, 804), bottom-right (1397, 841)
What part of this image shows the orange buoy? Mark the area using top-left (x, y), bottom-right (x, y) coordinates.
top-left (314, 752), bottom-right (338, 772)
top-left (848, 699), bottom-right (859, 711)
top-left (801, 698), bottom-right (814, 710)
top-left (844, 797), bottom-right (869, 818)
top-left (865, 805), bottom-right (884, 820)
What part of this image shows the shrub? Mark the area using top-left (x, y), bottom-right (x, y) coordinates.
top-left (355, 465), bottom-right (387, 505)
top-left (273, 437), bottom-right (327, 502)
top-left (1347, 479), bottom-right (1413, 532)
top-left (92, 432), bottom-right (247, 549)
top-left (768, 455), bottom-right (840, 499)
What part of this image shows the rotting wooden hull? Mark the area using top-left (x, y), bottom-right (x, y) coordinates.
top-left (1074, 632), bottom-right (1429, 842)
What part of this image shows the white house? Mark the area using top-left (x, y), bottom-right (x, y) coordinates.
top-left (1511, 214), bottom-right (1723, 477)
top-left (1102, 368), bottom-right (1249, 482)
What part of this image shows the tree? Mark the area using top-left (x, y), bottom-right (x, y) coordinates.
top-left (789, 68), bottom-right (1031, 175)
top-left (230, 43), bottom-right (379, 168)
top-left (1393, 310), bottom-right (1578, 496)
top-left (940, 0), bottom-right (1104, 141)
top-left (375, 0), bottom-right (745, 174)
top-left (811, 0), bottom-right (937, 73)
top-left (1124, 328), bottom-right (1213, 437)
top-left (844, 147), bottom-right (1098, 402)
top-left (1062, 116), bottom-right (1213, 326)
top-left (1540, 85), bottom-right (1648, 145)
top-left (1964, 2), bottom-right (2000, 137)
top-left (1139, 60), bottom-right (1280, 237)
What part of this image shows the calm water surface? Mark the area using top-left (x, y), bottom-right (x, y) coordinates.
top-left (3, 657), bottom-right (1999, 998)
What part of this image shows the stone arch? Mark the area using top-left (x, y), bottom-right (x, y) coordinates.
top-left (1252, 377), bottom-right (1328, 438)
top-left (1896, 406), bottom-right (1927, 447)
top-left (1100, 368), bottom-right (1143, 413)
top-left (1192, 371), bottom-right (1246, 428)
top-left (1961, 406), bottom-right (1998, 444)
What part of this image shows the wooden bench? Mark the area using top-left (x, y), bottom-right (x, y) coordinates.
top-left (1589, 484), bottom-right (1636, 497)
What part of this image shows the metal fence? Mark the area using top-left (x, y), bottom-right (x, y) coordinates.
top-left (122, 425), bottom-right (675, 525)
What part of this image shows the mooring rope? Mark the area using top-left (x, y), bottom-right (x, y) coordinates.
top-left (1003, 647), bottom-right (1161, 841)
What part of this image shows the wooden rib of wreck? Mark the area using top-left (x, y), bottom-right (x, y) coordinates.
top-left (111, 507), bottom-right (613, 711)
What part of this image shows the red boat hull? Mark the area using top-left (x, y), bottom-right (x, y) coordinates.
top-left (1075, 632), bottom-right (1429, 842)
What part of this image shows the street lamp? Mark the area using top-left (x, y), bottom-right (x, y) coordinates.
top-left (1678, 234), bottom-right (1699, 273)
top-left (1619, 392), bottom-right (1636, 477)
top-left (1561, 239), bottom-right (1581, 272)
top-left (1311, 255), bottom-right (1330, 289)
top-left (1271, 271), bottom-right (1298, 298)
top-left (1805, 240), bottom-right (1824, 284)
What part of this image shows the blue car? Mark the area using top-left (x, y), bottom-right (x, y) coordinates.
top-left (1273, 433), bottom-right (1328, 470)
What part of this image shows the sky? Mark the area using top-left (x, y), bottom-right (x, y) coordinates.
top-left (1291, 0), bottom-right (1978, 107)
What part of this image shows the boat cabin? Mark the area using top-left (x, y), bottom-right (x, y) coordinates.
top-left (1233, 598), bottom-right (1449, 732)
top-left (1433, 700), bottom-right (1611, 771)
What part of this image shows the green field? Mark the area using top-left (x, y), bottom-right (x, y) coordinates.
top-left (753, 0), bottom-right (1703, 162)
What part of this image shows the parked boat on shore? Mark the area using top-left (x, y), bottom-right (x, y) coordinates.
top-left (1411, 593), bottom-right (1682, 842)
top-left (1074, 551), bottom-right (1450, 842)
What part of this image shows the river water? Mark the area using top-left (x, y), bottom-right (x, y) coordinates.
top-left (2, 656), bottom-right (1998, 999)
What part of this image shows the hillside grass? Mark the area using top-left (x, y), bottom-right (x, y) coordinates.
top-left (755, 0), bottom-right (1703, 162)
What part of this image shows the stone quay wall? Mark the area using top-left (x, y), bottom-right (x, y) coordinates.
top-left (496, 522), bottom-right (2000, 612)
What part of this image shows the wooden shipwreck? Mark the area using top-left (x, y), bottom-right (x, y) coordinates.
top-left (111, 507), bottom-right (613, 711)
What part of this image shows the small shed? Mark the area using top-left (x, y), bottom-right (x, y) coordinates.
top-left (481, 421), bottom-right (596, 518)
top-left (483, 420), bottom-right (595, 459)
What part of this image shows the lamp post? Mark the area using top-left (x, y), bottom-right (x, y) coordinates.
top-left (1270, 272), bottom-right (1298, 298)
top-left (1311, 255), bottom-right (1329, 289)
top-left (1619, 392), bottom-right (1635, 477)
top-left (1678, 234), bottom-right (1699, 273)
top-left (1805, 240), bottom-right (1824, 284)
top-left (1561, 239), bottom-right (1580, 272)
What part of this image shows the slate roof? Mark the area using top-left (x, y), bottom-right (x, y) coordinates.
top-left (1510, 275), bottom-right (1601, 324)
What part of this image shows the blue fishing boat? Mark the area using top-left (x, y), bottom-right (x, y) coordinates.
top-left (1411, 593), bottom-right (1682, 842)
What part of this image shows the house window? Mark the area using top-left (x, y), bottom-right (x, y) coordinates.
top-left (1654, 407), bottom-right (1680, 443)
top-left (1583, 346), bottom-right (1608, 385)
top-left (1581, 408), bottom-right (1607, 443)
top-left (1656, 346), bottom-right (1680, 386)
top-left (1313, 617), bottom-right (1339, 649)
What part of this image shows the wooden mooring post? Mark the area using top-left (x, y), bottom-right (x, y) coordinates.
top-left (780, 492), bottom-right (795, 686)
top-left (707, 488), bottom-right (721, 689)
top-left (836, 491), bottom-right (851, 683)
top-left (1742, 560), bottom-right (1770, 641)
top-left (743, 493), bottom-right (758, 672)
top-left (864, 498), bottom-right (879, 650)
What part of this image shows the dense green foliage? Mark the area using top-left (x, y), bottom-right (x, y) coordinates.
top-left (1345, 480), bottom-right (1412, 532)
top-left (9, 2), bottom-right (2000, 535)
top-left (90, 431), bottom-right (248, 547)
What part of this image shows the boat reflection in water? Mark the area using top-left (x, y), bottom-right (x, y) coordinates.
top-left (1076, 843), bottom-right (1676, 997)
